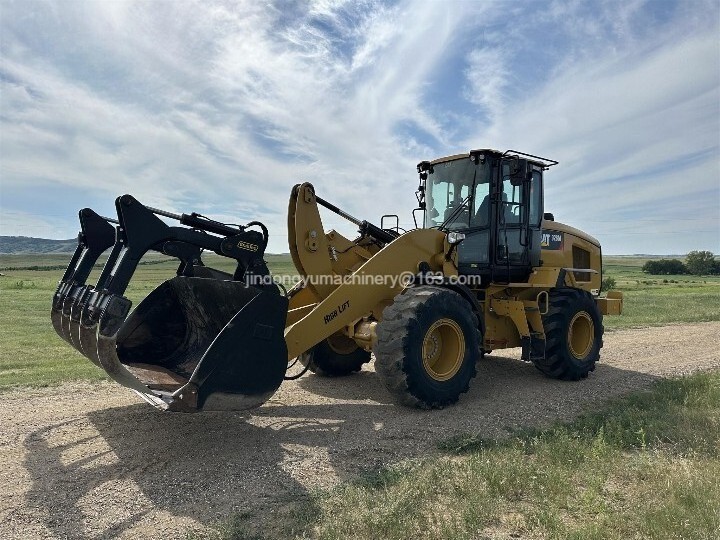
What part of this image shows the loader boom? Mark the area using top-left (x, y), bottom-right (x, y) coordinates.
top-left (285, 182), bottom-right (450, 358)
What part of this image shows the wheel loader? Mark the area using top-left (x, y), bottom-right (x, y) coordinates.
top-left (51, 148), bottom-right (623, 411)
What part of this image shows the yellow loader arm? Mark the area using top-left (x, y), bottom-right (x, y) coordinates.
top-left (284, 182), bottom-right (449, 359)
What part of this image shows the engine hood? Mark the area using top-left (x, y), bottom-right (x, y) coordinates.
top-left (542, 220), bottom-right (601, 248)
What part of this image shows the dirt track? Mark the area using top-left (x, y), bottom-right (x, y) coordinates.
top-left (1, 322), bottom-right (719, 539)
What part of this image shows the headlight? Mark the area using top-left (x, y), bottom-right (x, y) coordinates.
top-left (447, 232), bottom-right (466, 245)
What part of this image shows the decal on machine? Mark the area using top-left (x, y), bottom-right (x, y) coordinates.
top-left (541, 231), bottom-right (564, 250)
top-left (237, 240), bottom-right (259, 252)
top-left (323, 300), bottom-right (350, 324)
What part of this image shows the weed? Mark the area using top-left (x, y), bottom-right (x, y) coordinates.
top-left (7, 280), bottom-right (36, 290)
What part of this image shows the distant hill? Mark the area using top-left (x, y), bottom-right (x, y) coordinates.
top-left (0, 235), bottom-right (689, 259)
top-left (0, 236), bottom-right (77, 254)
top-left (0, 236), bottom-right (293, 256)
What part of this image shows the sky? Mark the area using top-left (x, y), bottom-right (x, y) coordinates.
top-left (1, 0), bottom-right (718, 255)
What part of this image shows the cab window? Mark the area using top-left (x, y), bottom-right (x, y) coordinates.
top-left (529, 170), bottom-right (542, 225)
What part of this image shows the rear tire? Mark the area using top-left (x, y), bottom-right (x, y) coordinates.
top-left (300, 333), bottom-right (371, 376)
top-left (374, 286), bottom-right (481, 408)
top-left (534, 288), bottom-right (603, 380)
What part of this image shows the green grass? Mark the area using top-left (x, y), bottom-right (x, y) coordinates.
top-left (1, 269), bottom-right (106, 390)
top-left (0, 260), bottom-right (178, 390)
top-left (602, 256), bottom-right (720, 330)
top-left (0, 253), bottom-right (296, 391)
top-left (200, 371), bottom-right (720, 540)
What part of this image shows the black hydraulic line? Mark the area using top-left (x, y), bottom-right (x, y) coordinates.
top-left (245, 221), bottom-right (270, 247)
top-left (180, 214), bottom-right (243, 237)
top-left (315, 196), bottom-right (363, 226)
top-left (146, 205), bottom-right (245, 237)
top-left (146, 205), bottom-right (182, 220)
top-left (315, 195), bottom-right (397, 244)
top-left (284, 358), bottom-right (311, 380)
top-left (359, 221), bottom-right (398, 244)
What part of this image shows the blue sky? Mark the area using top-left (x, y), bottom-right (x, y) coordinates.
top-left (1, 0), bottom-right (718, 254)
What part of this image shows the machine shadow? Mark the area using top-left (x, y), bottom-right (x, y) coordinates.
top-left (23, 354), bottom-right (660, 538)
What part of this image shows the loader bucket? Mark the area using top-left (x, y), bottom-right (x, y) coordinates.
top-left (88, 277), bottom-right (290, 412)
top-left (52, 195), bottom-right (290, 411)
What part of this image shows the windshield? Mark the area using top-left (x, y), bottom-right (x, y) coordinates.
top-left (424, 158), bottom-right (492, 230)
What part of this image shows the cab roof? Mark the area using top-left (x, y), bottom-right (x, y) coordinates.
top-left (421, 149), bottom-right (558, 171)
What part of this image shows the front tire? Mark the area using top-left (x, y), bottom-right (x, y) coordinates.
top-left (374, 286), bottom-right (481, 408)
top-left (534, 288), bottom-right (604, 380)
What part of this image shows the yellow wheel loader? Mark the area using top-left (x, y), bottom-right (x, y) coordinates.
top-left (51, 148), bottom-right (623, 411)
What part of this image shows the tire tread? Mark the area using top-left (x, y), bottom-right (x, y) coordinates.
top-left (374, 286), bottom-right (481, 408)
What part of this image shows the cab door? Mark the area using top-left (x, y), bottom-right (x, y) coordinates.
top-left (491, 160), bottom-right (543, 282)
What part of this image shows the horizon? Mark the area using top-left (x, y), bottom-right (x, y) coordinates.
top-left (1, 1), bottom-right (719, 255)
top-left (0, 234), bottom-right (714, 259)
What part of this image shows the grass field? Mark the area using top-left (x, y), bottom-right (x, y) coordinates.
top-left (198, 370), bottom-right (720, 540)
top-left (0, 254), bottom-right (718, 391)
top-left (601, 256), bottom-right (720, 329)
top-left (0, 253), bottom-right (295, 391)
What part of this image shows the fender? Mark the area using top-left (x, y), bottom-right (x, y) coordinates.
top-left (406, 274), bottom-right (486, 339)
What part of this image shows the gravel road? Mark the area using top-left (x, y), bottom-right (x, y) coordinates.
top-left (1, 322), bottom-right (719, 539)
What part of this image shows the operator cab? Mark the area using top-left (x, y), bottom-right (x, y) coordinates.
top-left (417, 149), bottom-right (557, 284)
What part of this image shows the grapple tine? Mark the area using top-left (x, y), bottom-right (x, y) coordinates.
top-left (51, 245), bottom-right (84, 345)
top-left (60, 294), bottom-right (75, 345)
top-left (69, 292), bottom-right (86, 354)
top-left (78, 303), bottom-right (102, 367)
top-left (66, 287), bottom-right (88, 352)
top-left (50, 270), bottom-right (84, 345)
top-left (60, 284), bottom-right (90, 347)
top-left (62, 288), bottom-right (98, 365)
top-left (50, 309), bottom-right (65, 344)
top-left (53, 296), bottom-right (71, 344)
top-left (51, 208), bottom-right (116, 354)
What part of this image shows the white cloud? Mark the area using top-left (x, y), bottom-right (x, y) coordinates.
top-left (461, 3), bottom-right (720, 253)
top-left (464, 47), bottom-right (509, 122)
top-left (1, 0), bottom-right (480, 249)
top-left (0, 0), bottom-right (718, 255)
top-left (0, 210), bottom-right (74, 239)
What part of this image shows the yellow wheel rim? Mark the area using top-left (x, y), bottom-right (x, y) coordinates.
top-left (422, 318), bottom-right (465, 381)
top-left (568, 312), bottom-right (594, 360)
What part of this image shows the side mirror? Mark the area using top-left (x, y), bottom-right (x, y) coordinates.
top-left (509, 159), bottom-right (528, 186)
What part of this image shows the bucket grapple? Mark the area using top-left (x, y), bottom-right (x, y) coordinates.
top-left (52, 195), bottom-right (288, 411)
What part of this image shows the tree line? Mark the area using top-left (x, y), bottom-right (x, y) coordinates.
top-left (642, 251), bottom-right (719, 275)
